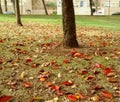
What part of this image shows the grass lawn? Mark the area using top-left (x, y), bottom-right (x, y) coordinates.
top-left (0, 15), bottom-right (120, 102)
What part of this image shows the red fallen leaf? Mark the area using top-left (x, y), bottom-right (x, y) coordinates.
top-left (24, 82), bottom-right (31, 88)
top-left (93, 63), bottom-right (103, 68)
top-left (66, 94), bottom-right (77, 101)
top-left (104, 68), bottom-right (112, 76)
top-left (62, 81), bottom-right (73, 86)
top-left (86, 75), bottom-right (95, 80)
top-left (80, 69), bottom-right (88, 75)
top-left (26, 58), bottom-right (32, 63)
top-left (94, 85), bottom-right (102, 91)
top-left (50, 85), bottom-right (60, 91)
top-left (84, 56), bottom-right (93, 60)
top-left (74, 53), bottom-right (85, 58)
top-left (63, 60), bottom-right (69, 63)
top-left (101, 90), bottom-right (113, 99)
top-left (117, 91), bottom-right (120, 96)
top-left (56, 90), bottom-right (63, 96)
top-left (0, 95), bottom-right (13, 102)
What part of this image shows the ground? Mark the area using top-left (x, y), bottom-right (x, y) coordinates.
top-left (0, 15), bottom-right (120, 102)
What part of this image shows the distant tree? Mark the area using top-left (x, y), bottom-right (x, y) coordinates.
top-left (62, 0), bottom-right (79, 48)
top-left (0, 0), bottom-right (3, 14)
top-left (89, 0), bottom-right (94, 16)
top-left (4, 0), bottom-right (7, 12)
top-left (42, 0), bottom-right (48, 15)
top-left (11, 0), bottom-right (15, 13)
top-left (15, 0), bottom-right (23, 26)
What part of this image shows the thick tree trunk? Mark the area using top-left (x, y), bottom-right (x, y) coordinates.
top-left (42, 0), bottom-right (48, 15)
top-left (62, 0), bottom-right (79, 48)
top-left (15, 0), bottom-right (23, 26)
top-left (4, 0), bottom-right (7, 12)
top-left (0, 0), bottom-right (3, 14)
top-left (89, 0), bottom-right (94, 16)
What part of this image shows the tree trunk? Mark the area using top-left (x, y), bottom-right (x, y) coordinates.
top-left (11, 0), bottom-right (15, 13)
top-left (89, 0), bottom-right (94, 16)
top-left (0, 0), bottom-right (3, 14)
top-left (42, 0), bottom-right (48, 15)
top-left (4, 0), bottom-right (7, 12)
top-left (62, 0), bottom-right (79, 48)
top-left (15, 0), bottom-right (23, 26)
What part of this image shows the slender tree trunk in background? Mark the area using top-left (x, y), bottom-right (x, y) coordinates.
top-left (89, 0), bottom-right (93, 16)
top-left (11, 0), bottom-right (15, 13)
top-left (62, 0), bottom-right (79, 48)
top-left (42, 0), bottom-right (48, 15)
top-left (15, 0), bottom-right (23, 26)
top-left (0, 0), bottom-right (3, 14)
top-left (4, 0), bottom-right (7, 12)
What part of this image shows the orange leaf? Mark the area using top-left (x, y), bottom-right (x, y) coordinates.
top-left (66, 94), bottom-right (77, 101)
top-left (0, 95), bottom-right (13, 102)
top-left (101, 90), bottom-right (112, 99)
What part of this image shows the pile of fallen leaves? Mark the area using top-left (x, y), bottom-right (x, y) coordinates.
top-left (0, 23), bottom-right (120, 102)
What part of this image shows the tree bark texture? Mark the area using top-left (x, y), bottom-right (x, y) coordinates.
top-left (42, 0), bottom-right (48, 15)
top-left (15, 0), bottom-right (23, 26)
top-left (0, 0), bottom-right (3, 14)
top-left (62, 0), bottom-right (79, 48)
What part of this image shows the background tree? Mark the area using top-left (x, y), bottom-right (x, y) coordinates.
top-left (62, 0), bottom-right (79, 48)
top-left (11, 0), bottom-right (15, 13)
top-left (89, 0), bottom-right (94, 16)
top-left (42, 0), bottom-right (48, 15)
top-left (4, 0), bottom-right (7, 12)
top-left (0, 0), bottom-right (3, 14)
top-left (15, 0), bottom-right (23, 26)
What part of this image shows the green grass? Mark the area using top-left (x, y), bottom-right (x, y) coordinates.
top-left (0, 14), bottom-right (120, 30)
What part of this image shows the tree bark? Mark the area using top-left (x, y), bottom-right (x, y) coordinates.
top-left (0, 0), bottom-right (3, 14)
top-left (15, 0), bottom-right (23, 26)
top-left (62, 0), bottom-right (79, 48)
top-left (4, 0), bottom-right (7, 12)
top-left (89, 0), bottom-right (94, 16)
top-left (42, 0), bottom-right (48, 15)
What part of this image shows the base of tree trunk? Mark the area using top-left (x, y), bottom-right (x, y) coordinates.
top-left (63, 37), bottom-right (79, 48)
top-left (17, 23), bottom-right (23, 26)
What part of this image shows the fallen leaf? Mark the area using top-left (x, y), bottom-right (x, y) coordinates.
top-left (19, 71), bottom-right (25, 80)
top-left (25, 57), bottom-right (32, 63)
top-left (86, 75), bottom-right (95, 80)
top-left (91, 94), bottom-right (100, 101)
top-left (75, 93), bottom-right (86, 100)
top-left (24, 82), bottom-right (31, 88)
top-left (104, 68), bottom-right (112, 76)
top-left (63, 59), bottom-right (69, 63)
top-left (107, 78), bottom-right (117, 83)
top-left (101, 90), bottom-right (113, 99)
top-left (0, 95), bottom-right (13, 102)
top-left (62, 81), bottom-right (73, 86)
top-left (66, 94), bottom-right (77, 101)
top-left (93, 63), bottom-right (103, 68)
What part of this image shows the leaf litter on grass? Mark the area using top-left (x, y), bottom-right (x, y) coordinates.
top-left (0, 23), bottom-right (120, 102)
